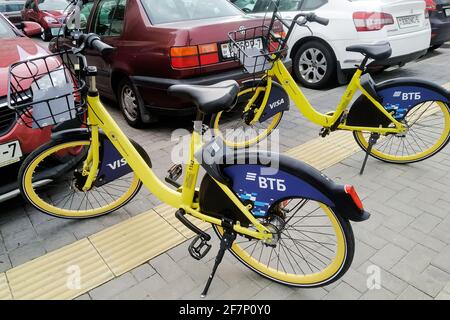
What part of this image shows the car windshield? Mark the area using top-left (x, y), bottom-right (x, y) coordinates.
top-left (38, 0), bottom-right (69, 11)
top-left (0, 16), bottom-right (16, 38)
top-left (141, 0), bottom-right (242, 24)
top-left (0, 3), bottom-right (24, 12)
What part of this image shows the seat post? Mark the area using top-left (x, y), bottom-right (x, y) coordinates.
top-left (358, 55), bottom-right (370, 71)
top-left (193, 110), bottom-right (205, 134)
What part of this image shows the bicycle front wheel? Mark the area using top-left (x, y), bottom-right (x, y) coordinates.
top-left (354, 100), bottom-right (450, 163)
top-left (19, 137), bottom-right (142, 219)
top-left (211, 86), bottom-right (283, 149)
top-left (213, 198), bottom-right (354, 287)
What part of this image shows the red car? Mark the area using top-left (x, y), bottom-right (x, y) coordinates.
top-left (69, 0), bottom-right (289, 127)
top-left (22, 0), bottom-right (68, 41)
top-left (0, 13), bottom-right (61, 202)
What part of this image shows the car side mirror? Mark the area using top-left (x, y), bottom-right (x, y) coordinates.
top-left (21, 21), bottom-right (42, 37)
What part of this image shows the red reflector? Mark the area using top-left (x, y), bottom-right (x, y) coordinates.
top-left (200, 53), bottom-right (219, 66)
top-left (345, 185), bottom-right (364, 210)
top-left (171, 56), bottom-right (199, 69)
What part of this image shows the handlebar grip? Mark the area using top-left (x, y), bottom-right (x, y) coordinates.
top-left (307, 13), bottom-right (329, 26)
top-left (90, 38), bottom-right (115, 56)
top-left (81, 33), bottom-right (115, 56)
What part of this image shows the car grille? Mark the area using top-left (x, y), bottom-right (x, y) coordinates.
top-left (0, 98), bottom-right (17, 135)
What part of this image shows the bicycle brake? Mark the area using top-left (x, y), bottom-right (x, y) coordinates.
top-left (189, 235), bottom-right (212, 261)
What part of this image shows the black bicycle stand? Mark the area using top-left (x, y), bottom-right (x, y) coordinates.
top-left (201, 227), bottom-right (236, 298)
top-left (360, 133), bottom-right (380, 175)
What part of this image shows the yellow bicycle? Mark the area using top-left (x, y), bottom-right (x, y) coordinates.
top-left (8, 15), bottom-right (370, 296)
top-left (213, 5), bottom-right (450, 174)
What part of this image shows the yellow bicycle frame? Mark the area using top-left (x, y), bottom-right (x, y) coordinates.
top-left (82, 91), bottom-right (273, 241)
top-left (253, 60), bottom-right (406, 135)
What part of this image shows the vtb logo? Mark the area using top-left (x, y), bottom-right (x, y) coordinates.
top-left (107, 158), bottom-right (127, 170)
top-left (246, 172), bottom-right (287, 191)
top-left (393, 91), bottom-right (421, 101)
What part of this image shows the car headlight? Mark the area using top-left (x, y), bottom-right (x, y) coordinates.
top-left (44, 16), bottom-right (59, 24)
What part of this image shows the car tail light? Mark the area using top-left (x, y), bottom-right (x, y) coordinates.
top-left (269, 31), bottom-right (287, 51)
top-left (170, 46), bottom-right (199, 69)
top-left (425, 0), bottom-right (437, 11)
top-left (171, 43), bottom-right (220, 69)
top-left (198, 43), bottom-right (219, 66)
top-left (353, 12), bottom-right (394, 32)
top-left (345, 185), bottom-right (364, 211)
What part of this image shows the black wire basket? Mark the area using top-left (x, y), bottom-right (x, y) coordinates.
top-left (7, 50), bottom-right (86, 129)
top-left (228, 25), bottom-right (287, 74)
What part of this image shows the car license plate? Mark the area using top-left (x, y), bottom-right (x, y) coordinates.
top-left (51, 28), bottom-right (64, 36)
top-left (0, 141), bottom-right (22, 168)
top-left (397, 14), bottom-right (420, 28)
top-left (445, 8), bottom-right (450, 17)
top-left (221, 38), bottom-right (263, 59)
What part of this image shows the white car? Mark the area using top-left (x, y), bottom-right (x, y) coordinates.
top-left (231, 0), bottom-right (431, 89)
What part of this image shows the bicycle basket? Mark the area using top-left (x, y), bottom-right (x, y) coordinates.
top-left (7, 50), bottom-right (86, 129)
top-left (228, 25), bottom-right (286, 74)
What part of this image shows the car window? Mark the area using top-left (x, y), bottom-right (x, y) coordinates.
top-left (0, 15), bottom-right (16, 38)
top-left (251, 0), bottom-right (301, 12)
top-left (7, 4), bottom-right (24, 11)
top-left (141, 0), bottom-right (242, 24)
top-left (93, 0), bottom-right (126, 36)
top-left (301, 0), bottom-right (327, 10)
top-left (37, 0), bottom-right (69, 11)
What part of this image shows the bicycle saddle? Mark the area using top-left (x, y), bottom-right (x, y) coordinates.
top-left (168, 80), bottom-right (239, 115)
top-left (346, 42), bottom-right (392, 61)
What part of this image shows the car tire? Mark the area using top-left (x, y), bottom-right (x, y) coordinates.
top-left (293, 40), bottom-right (336, 89)
top-left (429, 43), bottom-right (443, 51)
top-left (118, 78), bottom-right (147, 128)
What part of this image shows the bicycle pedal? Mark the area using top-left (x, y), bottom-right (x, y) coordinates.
top-left (319, 128), bottom-right (330, 138)
top-left (189, 235), bottom-right (212, 261)
top-left (165, 164), bottom-right (182, 188)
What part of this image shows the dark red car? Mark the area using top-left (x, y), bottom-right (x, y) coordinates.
top-left (22, 0), bottom-right (68, 41)
top-left (71, 0), bottom-right (289, 127)
top-left (0, 13), bottom-right (59, 202)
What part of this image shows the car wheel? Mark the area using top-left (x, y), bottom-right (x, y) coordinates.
top-left (293, 40), bottom-right (336, 89)
top-left (118, 78), bottom-right (146, 128)
top-left (429, 43), bottom-right (443, 51)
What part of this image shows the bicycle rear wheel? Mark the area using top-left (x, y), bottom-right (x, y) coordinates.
top-left (211, 85), bottom-right (282, 149)
top-left (19, 136), bottom-right (142, 219)
top-left (354, 101), bottom-right (450, 163)
top-left (213, 198), bottom-right (354, 287)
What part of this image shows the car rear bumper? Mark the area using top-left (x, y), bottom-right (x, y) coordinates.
top-left (368, 48), bottom-right (428, 68)
top-left (430, 18), bottom-right (450, 45)
top-left (130, 59), bottom-right (292, 115)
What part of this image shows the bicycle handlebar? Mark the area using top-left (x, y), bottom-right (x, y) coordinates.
top-left (79, 33), bottom-right (115, 56)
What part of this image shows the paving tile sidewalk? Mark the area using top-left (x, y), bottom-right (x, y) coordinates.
top-left (82, 140), bottom-right (450, 300)
top-left (1, 44), bottom-right (450, 299)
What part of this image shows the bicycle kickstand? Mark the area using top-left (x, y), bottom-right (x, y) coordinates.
top-left (360, 133), bottom-right (380, 175)
top-left (201, 227), bottom-right (236, 298)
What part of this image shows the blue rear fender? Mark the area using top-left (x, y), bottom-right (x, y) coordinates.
top-left (222, 153), bottom-right (370, 222)
top-left (376, 78), bottom-right (450, 120)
